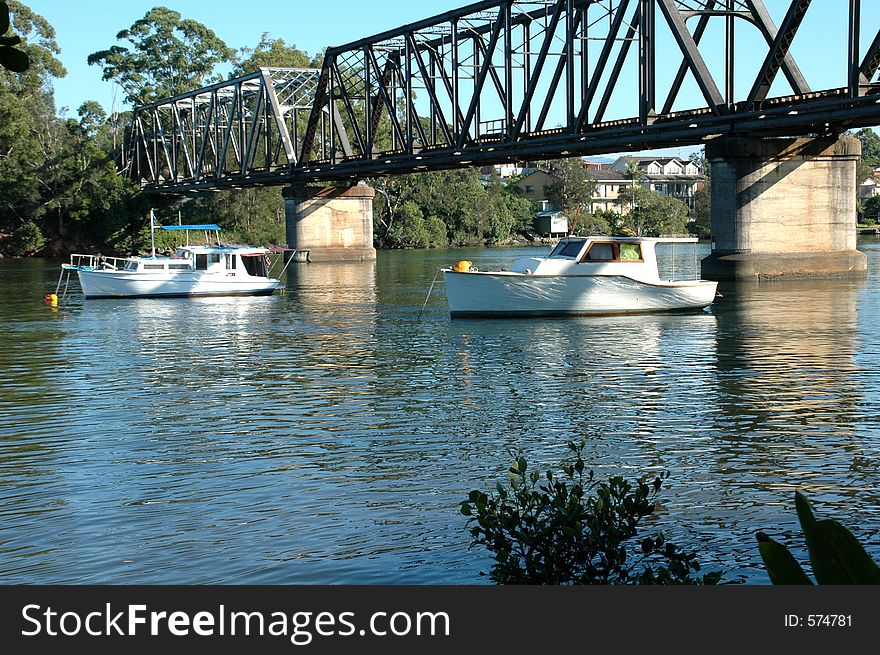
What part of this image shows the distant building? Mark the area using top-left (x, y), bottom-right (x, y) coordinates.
top-left (582, 167), bottom-right (630, 215)
top-left (608, 156), bottom-right (704, 208)
top-left (513, 170), bottom-right (558, 207)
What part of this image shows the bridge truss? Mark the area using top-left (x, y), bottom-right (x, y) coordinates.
top-left (127, 0), bottom-right (880, 192)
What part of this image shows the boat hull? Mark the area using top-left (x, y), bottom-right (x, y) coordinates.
top-left (443, 271), bottom-right (717, 317)
top-left (76, 270), bottom-right (281, 299)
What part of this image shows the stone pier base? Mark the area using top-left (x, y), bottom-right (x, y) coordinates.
top-left (283, 182), bottom-right (376, 262)
top-left (701, 135), bottom-right (866, 280)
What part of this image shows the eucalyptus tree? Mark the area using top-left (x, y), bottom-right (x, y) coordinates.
top-left (87, 6), bottom-right (234, 107)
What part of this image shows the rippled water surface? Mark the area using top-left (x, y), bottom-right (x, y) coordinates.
top-left (2, 242), bottom-right (880, 584)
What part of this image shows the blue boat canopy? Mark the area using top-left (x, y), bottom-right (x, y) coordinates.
top-left (160, 224), bottom-right (222, 231)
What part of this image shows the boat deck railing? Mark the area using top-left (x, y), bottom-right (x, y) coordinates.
top-left (65, 254), bottom-right (138, 271)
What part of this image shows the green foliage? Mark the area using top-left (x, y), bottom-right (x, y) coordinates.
top-left (757, 491), bottom-right (880, 585)
top-left (235, 32), bottom-right (319, 73)
top-left (574, 209), bottom-right (613, 236)
top-left (373, 169), bottom-right (533, 248)
top-left (87, 6), bottom-right (233, 106)
top-left (0, 1), bottom-right (28, 72)
top-left (862, 194), bottom-right (880, 220)
top-left (854, 128), bottom-right (880, 185)
top-left (461, 441), bottom-right (720, 585)
top-left (540, 158), bottom-right (597, 216)
top-left (8, 220), bottom-right (44, 255)
top-left (616, 187), bottom-right (690, 237)
top-left (688, 185), bottom-right (711, 238)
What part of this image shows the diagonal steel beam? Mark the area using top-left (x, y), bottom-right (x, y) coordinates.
top-left (407, 35), bottom-right (454, 145)
top-left (745, 0), bottom-right (810, 96)
top-left (656, 0), bottom-right (725, 111)
top-left (457, 6), bottom-right (505, 146)
top-left (860, 28), bottom-right (880, 83)
top-left (661, 0), bottom-right (714, 114)
top-left (366, 48), bottom-right (406, 151)
top-left (594, 4), bottom-right (642, 124)
top-left (299, 63), bottom-right (331, 165)
top-left (535, 5), bottom-right (584, 132)
top-left (331, 66), bottom-right (366, 155)
top-left (577, 0), bottom-right (631, 128)
top-left (747, 0), bottom-right (812, 105)
top-left (511, 0), bottom-right (565, 138)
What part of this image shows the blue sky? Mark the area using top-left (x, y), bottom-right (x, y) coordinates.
top-left (20, 0), bottom-right (880, 158)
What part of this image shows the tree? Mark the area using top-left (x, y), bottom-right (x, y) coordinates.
top-left (87, 6), bottom-right (234, 106)
top-left (854, 128), bottom-right (880, 187)
top-left (541, 158), bottom-right (597, 215)
top-left (372, 169), bottom-right (533, 248)
top-left (616, 187), bottom-right (689, 237)
top-left (689, 185), bottom-right (711, 238)
top-left (234, 33), bottom-right (319, 74)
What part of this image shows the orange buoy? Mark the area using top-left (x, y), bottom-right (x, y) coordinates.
top-left (452, 260), bottom-right (472, 272)
top-left (44, 293), bottom-right (58, 306)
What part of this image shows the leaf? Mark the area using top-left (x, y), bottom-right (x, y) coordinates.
top-left (0, 45), bottom-right (28, 72)
top-left (756, 532), bottom-right (812, 585)
top-left (1, 2), bottom-right (9, 35)
top-left (795, 492), bottom-right (880, 584)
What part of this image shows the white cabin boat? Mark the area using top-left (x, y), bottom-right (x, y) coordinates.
top-left (62, 224), bottom-right (284, 299)
top-left (442, 236), bottom-right (718, 318)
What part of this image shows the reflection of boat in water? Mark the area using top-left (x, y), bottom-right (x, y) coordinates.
top-left (60, 223), bottom-right (286, 299)
top-left (443, 236), bottom-right (718, 318)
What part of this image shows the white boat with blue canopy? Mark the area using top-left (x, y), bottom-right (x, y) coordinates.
top-left (60, 220), bottom-right (288, 299)
top-left (442, 236), bottom-right (718, 318)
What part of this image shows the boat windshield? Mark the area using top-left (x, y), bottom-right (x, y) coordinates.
top-left (548, 239), bottom-right (586, 259)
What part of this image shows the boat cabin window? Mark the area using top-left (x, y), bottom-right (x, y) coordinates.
top-left (209, 254), bottom-right (221, 264)
top-left (549, 239), bottom-right (586, 259)
top-left (195, 254), bottom-right (208, 270)
top-left (124, 261), bottom-right (138, 271)
top-left (168, 263), bottom-right (189, 270)
top-left (226, 254), bottom-right (237, 270)
top-left (619, 243), bottom-right (642, 261)
top-left (241, 254), bottom-right (268, 277)
top-left (584, 242), bottom-right (615, 261)
top-left (143, 264), bottom-right (165, 270)
top-left (581, 241), bottom-right (643, 263)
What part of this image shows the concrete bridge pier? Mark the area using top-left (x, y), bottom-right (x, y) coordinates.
top-left (701, 135), bottom-right (867, 280)
top-left (283, 182), bottom-right (377, 262)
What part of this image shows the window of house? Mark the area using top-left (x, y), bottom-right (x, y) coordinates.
top-left (525, 185), bottom-right (534, 194)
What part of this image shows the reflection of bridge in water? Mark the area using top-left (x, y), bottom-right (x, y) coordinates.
top-left (126, 1), bottom-right (880, 277)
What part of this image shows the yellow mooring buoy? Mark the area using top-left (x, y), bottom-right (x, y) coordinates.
top-left (44, 293), bottom-right (58, 307)
top-left (452, 260), bottom-right (472, 272)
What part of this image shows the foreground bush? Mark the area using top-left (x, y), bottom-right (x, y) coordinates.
top-left (461, 441), bottom-right (720, 585)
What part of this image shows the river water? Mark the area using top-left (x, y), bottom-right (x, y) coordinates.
top-left (1, 242), bottom-right (879, 584)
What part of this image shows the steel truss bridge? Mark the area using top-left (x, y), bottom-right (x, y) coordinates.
top-left (127, 0), bottom-right (880, 193)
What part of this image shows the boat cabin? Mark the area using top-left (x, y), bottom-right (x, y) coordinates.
top-left (510, 236), bottom-right (698, 283)
top-left (118, 246), bottom-right (271, 277)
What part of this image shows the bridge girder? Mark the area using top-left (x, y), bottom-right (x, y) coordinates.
top-left (126, 0), bottom-right (880, 193)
